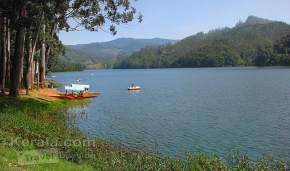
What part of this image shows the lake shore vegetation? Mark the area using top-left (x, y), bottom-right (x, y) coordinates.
top-left (0, 95), bottom-right (288, 171)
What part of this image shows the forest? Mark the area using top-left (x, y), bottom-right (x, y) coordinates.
top-left (0, 0), bottom-right (141, 96)
top-left (114, 16), bottom-right (290, 69)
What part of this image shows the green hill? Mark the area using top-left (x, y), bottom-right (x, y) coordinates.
top-left (115, 16), bottom-right (290, 68)
top-left (59, 38), bottom-right (177, 69)
top-left (60, 48), bottom-right (94, 65)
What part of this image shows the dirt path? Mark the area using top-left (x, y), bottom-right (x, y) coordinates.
top-left (22, 88), bottom-right (62, 102)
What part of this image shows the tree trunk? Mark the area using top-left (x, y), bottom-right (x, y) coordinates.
top-left (25, 34), bottom-right (33, 95)
top-left (30, 22), bottom-right (41, 89)
top-left (40, 24), bottom-right (46, 88)
top-left (0, 16), bottom-right (3, 93)
top-left (32, 60), bottom-right (35, 88)
top-left (10, 7), bottom-right (27, 96)
top-left (36, 60), bottom-right (40, 90)
top-left (45, 22), bottom-right (57, 71)
top-left (0, 16), bottom-right (7, 94)
top-left (45, 45), bottom-right (51, 67)
top-left (5, 18), bottom-right (11, 89)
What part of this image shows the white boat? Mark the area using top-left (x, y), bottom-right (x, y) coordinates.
top-left (128, 84), bottom-right (141, 90)
top-left (65, 84), bottom-right (90, 92)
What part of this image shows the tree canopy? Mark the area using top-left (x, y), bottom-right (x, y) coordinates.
top-left (0, 0), bottom-right (141, 96)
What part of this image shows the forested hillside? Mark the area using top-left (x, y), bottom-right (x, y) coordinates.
top-left (57, 38), bottom-right (177, 69)
top-left (115, 16), bottom-right (290, 68)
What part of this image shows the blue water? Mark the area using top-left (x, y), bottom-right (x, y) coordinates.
top-left (52, 67), bottom-right (290, 160)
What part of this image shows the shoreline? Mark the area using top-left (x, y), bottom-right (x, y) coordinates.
top-left (51, 66), bottom-right (290, 73)
top-left (0, 92), bottom-right (288, 170)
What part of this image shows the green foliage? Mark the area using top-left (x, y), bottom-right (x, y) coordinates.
top-left (70, 0), bottom-right (142, 34)
top-left (274, 35), bottom-right (290, 54)
top-left (254, 45), bottom-right (275, 66)
top-left (115, 16), bottom-right (290, 69)
top-left (174, 40), bottom-right (240, 67)
top-left (49, 59), bottom-right (86, 72)
top-left (59, 47), bottom-right (93, 65)
top-left (252, 34), bottom-right (290, 66)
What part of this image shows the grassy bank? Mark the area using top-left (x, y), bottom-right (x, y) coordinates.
top-left (0, 96), bottom-right (287, 171)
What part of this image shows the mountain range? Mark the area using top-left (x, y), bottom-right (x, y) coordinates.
top-left (59, 38), bottom-right (177, 68)
top-left (114, 16), bottom-right (290, 68)
top-left (57, 16), bottom-right (290, 70)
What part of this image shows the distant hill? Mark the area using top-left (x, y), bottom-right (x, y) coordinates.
top-left (61, 48), bottom-right (93, 65)
top-left (115, 16), bottom-right (290, 68)
top-left (242, 15), bottom-right (273, 26)
top-left (59, 38), bottom-right (177, 68)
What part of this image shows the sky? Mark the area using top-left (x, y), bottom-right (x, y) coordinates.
top-left (59, 0), bottom-right (290, 45)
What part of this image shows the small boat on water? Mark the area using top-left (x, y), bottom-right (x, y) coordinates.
top-left (128, 84), bottom-right (141, 90)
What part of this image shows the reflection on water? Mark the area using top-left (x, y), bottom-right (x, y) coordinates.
top-left (64, 105), bottom-right (89, 129)
top-left (128, 90), bottom-right (141, 93)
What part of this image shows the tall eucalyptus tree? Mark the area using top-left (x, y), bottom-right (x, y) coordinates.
top-left (1, 0), bottom-right (142, 96)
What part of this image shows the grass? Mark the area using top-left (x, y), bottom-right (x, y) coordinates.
top-left (0, 95), bottom-right (288, 171)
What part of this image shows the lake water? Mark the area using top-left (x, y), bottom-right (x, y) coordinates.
top-left (52, 67), bottom-right (290, 160)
